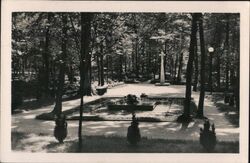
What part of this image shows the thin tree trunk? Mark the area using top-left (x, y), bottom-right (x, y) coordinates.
top-left (119, 55), bottom-right (123, 81)
top-left (78, 12), bottom-right (93, 149)
top-left (80, 13), bottom-right (93, 95)
top-left (193, 42), bottom-right (198, 91)
top-left (214, 22), bottom-right (222, 90)
top-left (135, 37), bottom-right (139, 78)
top-left (177, 52), bottom-right (183, 83)
top-left (177, 13), bottom-right (198, 122)
top-left (197, 14), bottom-right (206, 118)
top-left (124, 53), bottom-right (127, 74)
top-left (225, 15), bottom-right (230, 92)
top-left (97, 55), bottom-right (101, 85)
top-left (177, 32), bottom-right (184, 83)
top-left (174, 52), bottom-right (179, 81)
top-left (53, 13), bottom-right (68, 116)
top-left (43, 13), bottom-right (52, 96)
top-left (110, 57), bottom-right (114, 80)
top-left (100, 54), bottom-right (104, 86)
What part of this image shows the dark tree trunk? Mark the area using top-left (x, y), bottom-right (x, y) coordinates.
top-left (124, 54), bottom-right (127, 74)
top-left (209, 51), bottom-right (213, 94)
top-left (148, 43), bottom-right (152, 77)
top-left (177, 52), bottom-right (183, 83)
top-left (42, 13), bottom-right (52, 97)
top-left (80, 13), bottom-right (92, 95)
top-left (119, 55), bottom-right (123, 81)
top-left (174, 52), bottom-right (179, 81)
top-left (177, 13), bottom-right (198, 122)
top-left (225, 15), bottom-right (230, 92)
top-left (97, 55), bottom-right (101, 85)
top-left (197, 14), bottom-right (206, 118)
top-left (100, 54), bottom-right (104, 86)
top-left (177, 32), bottom-right (184, 83)
top-left (78, 12), bottom-right (93, 150)
top-left (193, 42), bottom-right (198, 91)
top-left (53, 13), bottom-right (68, 116)
top-left (135, 37), bottom-right (139, 78)
top-left (216, 53), bottom-right (221, 89)
top-left (214, 22), bottom-right (222, 90)
top-left (170, 55), bottom-right (174, 79)
top-left (68, 65), bottom-right (74, 84)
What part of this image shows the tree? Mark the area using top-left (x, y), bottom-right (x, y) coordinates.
top-left (78, 12), bottom-right (93, 150)
top-left (177, 13), bottom-right (199, 123)
top-left (42, 13), bottom-right (53, 98)
top-left (225, 15), bottom-right (230, 92)
top-left (52, 13), bottom-right (68, 116)
top-left (193, 41), bottom-right (198, 91)
top-left (197, 13), bottom-right (207, 118)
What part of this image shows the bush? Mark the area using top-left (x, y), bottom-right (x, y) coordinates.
top-left (12, 80), bottom-right (24, 112)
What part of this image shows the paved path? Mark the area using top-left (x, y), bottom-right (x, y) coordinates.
top-left (12, 84), bottom-right (239, 142)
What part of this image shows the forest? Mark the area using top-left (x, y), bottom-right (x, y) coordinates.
top-left (12, 12), bottom-right (240, 118)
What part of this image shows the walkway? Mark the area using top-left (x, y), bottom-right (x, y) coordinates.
top-left (12, 84), bottom-right (239, 145)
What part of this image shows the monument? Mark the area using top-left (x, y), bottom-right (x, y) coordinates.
top-left (155, 51), bottom-right (170, 86)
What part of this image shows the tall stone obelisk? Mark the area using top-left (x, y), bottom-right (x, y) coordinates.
top-left (160, 51), bottom-right (165, 84)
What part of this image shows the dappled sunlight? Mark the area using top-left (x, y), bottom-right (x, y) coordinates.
top-left (67, 123), bottom-right (79, 127)
top-left (207, 113), bottom-right (225, 116)
top-left (89, 125), bottom-right (110, 129)
top-left (22, 114), bottom-right (36, 119)
top-left (216, 128), bottom-right (239, 134)
top-left (167, 127), bottom-right (181, 132)
top-left (187, 122), bottom-right (195, 128)
top-left (12, 84), bottom-right (239, 150)
top-left (228, 112), bottom-right (237, 115)
top-left (190, 132), bottom-right (199, 138)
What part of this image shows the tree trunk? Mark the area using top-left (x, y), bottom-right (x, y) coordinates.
top-left (193, 42), bottom-right (198, 91)
top-left (177, 52), bottom-right (183, 83)
top-left (177, 32), bottom-right (184, 83)
top-left (197, 14), bottom-right (206, 118)
top-left (110, 56), bottom-right (113, 80)
top-left (174, 52), bottom-right (179, 82)
top-left (53, 13), bottom-right (68, 116)
top-left (135, 37), bottom-right (139, 78)
top-left (214, 22), bottom-right (222, 90)
top-left (124, 53), bottom-right (127, 74)
top-left (119, 55), bottom-right (123, 81)
top-left (78, 12), bottom-right (93, 149)
top-left (97, 55), bottom-right (101, 85)
top-left (177, 13), bottom-right (198, 122)
top-left (42, 13), bottom-right (52, 97)
top-left (209, 51), bottom-right (213, 94)
top-left (80, 13), bottom-right (93, 95)
top-left (225, 15), bottom-right (230, 92)
top-left (100, 54), bottom-right (104, 86)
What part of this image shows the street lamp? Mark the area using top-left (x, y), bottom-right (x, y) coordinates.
top-left (208, 47), bottom-right (214, 94)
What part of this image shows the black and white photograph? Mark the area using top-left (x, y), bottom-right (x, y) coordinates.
top-left (1, 1), bottom-right (249, 163)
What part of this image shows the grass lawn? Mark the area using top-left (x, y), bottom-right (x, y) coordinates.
top-left (12, 131), bottom-right (239, 153)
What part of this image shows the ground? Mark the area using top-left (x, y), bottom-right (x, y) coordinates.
top-left (12, 84), bottom-right (239, 153)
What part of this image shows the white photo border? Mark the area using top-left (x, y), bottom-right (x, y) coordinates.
top-left (1, 1), bottom-right (249, 163)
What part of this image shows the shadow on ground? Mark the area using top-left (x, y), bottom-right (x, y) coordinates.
top-left (211, 94), bottom-right (239, 127)
top-left (12, 131), bottom-right (239, 153)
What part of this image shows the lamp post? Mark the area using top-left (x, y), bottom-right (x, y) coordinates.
top-left (208, 47), bottom-right (214, 94)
